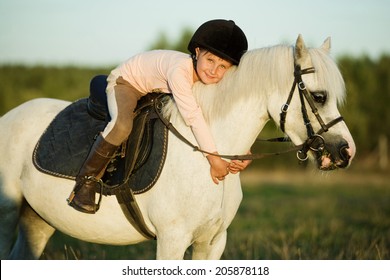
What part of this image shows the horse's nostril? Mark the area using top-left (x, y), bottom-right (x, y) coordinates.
top-left (336, 145), bottom-right (351, 168)
top-left (340, 145), bottom-right (351, 161)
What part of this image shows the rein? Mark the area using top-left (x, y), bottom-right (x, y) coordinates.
top-left (154, 63), bottom-right (344, 162)
top-left (154, 99), bottom-right (290, 160)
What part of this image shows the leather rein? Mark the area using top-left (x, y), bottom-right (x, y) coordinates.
top-left (154, 63), bottom-right (344, 162)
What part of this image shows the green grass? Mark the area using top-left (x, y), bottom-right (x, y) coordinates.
top-left (41, 170), bottom-right (389, 260)
top-left (224, 180), bottom-right (389, 259)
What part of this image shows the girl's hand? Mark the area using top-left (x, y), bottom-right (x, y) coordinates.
top-left (206, 153), bottom-right (230, 185)
top-left (229, 151), bottom-right (252, 174)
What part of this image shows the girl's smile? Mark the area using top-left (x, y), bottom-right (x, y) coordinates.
top-left (193, 48), bottom-right (232, 84)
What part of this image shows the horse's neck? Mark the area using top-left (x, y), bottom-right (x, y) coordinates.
top-left (210, 94), bottom-right (268, 155)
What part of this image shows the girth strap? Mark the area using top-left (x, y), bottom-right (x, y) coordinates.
top-left (115, 185), bottom-right (156, 239)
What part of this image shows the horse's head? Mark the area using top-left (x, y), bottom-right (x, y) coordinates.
top-left (274, 35), bottom-right (356, 170)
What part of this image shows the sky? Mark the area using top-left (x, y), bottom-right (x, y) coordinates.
top-left (0, 0), bottom-right (389, 67)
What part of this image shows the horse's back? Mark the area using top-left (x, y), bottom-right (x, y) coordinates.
top-left (1, 98), bottom-right (69, 122)
top-left (0, 98), bottom-right (69, 137)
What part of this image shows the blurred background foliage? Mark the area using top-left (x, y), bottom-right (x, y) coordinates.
top-left (0, 29), bottom-right (389, 171)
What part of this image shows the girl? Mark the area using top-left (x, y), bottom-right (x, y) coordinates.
top-left (68, 19), bottom-right (249, 214)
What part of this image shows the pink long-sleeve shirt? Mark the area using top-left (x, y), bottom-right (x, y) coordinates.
top-left (106, 49), bottom-right (217, 153)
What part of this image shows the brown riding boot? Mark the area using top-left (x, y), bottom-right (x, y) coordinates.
top-left (67, 135), bottom-right (118, 214)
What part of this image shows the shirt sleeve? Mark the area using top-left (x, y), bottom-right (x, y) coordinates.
top-left (106, 51), bottom-right (217, 154)
top-left (168, 68), bottom-right (217, 153)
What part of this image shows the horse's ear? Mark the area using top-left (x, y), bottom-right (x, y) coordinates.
top-left (321, 37), bottom-right (331, 53)
top-left (295, 34), bottom-right (307, 60)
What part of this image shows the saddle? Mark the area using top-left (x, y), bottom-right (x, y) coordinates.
top-left (33, 75), bottom-right (170, 239)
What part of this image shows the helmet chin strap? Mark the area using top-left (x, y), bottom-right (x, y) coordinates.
top-left (191, 53), bottom-right (200, 81)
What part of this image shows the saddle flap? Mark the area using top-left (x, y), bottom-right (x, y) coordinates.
top-left (103, 109), bottom-right (152, 187)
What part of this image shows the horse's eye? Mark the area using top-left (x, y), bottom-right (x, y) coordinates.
top-left (311, 91), bottom-right (327, 104)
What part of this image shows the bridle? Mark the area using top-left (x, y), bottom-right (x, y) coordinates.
top-left (154, 63), bottom-right (344, 161)
top-left (279, 64), bottom-right (344, 161)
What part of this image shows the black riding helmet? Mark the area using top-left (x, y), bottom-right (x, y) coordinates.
top-left (188, 19), bottom-right (248, 65)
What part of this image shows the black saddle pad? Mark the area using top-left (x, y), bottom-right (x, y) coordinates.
top-left (33, 98), bottom-right (106, 179)
top-left (33, 97), bottom-right (169, 194)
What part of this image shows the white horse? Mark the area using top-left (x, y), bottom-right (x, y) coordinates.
top-left (0, 35), bottom-right (355, 260)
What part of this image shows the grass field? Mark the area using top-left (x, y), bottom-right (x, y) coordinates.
top-left (41, 167), bottom-right (389, 260)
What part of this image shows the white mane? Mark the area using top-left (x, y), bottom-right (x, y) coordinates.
top-left (164, 43), bottom-right (345, 123)
top-left (193, 45), bottom-right (295, 122)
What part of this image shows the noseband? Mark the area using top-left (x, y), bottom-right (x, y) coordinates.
top-left (280, 64), bottom-right (344, 161)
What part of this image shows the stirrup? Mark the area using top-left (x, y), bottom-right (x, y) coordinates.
top-left (66, 176), bottom-right (104, 212)
top-left (86, 176), bottom-right (104, 209)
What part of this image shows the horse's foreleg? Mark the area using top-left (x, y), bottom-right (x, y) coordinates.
top-left (192, 230), bottom-right (227, 260)
top-left (155, 231), bottom-right (192, 260)
top-left (8, 202), bottom-right (55, 260)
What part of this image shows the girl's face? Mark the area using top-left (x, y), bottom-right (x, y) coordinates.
top-left (194, 48), bottom-right (233, 84)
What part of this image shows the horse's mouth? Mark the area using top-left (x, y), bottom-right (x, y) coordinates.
top-left (318, 154), bottom-right (338, 171)
top-left (316, 147), bottom-right (351, 171)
